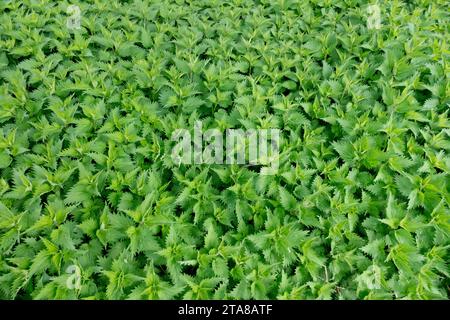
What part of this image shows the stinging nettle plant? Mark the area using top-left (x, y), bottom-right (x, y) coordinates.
top-left (0, 0), bottom-right (448, 300)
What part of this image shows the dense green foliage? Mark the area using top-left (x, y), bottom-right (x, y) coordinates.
top-left (0, 0), bottom-right (449, 300)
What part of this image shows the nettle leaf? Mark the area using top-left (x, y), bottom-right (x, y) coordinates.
top-left (0, 151), bottom-right (12, 168)
top-left (278, 186), bottom-right (297, 211)
top-left (379, 194), bottom-right (405, 229)
top-left (361, 238), bottom-right (386, 261)
top-left (332, 140), bottom-right (354, 163)
top-left (387, 243), bottom-right (425, 275)
top-left (64, 185), bottom-right (92, 204)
